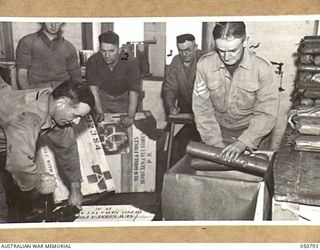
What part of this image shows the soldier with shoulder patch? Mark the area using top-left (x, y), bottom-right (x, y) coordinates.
top-left (192, 21), bottom-right (279, 161)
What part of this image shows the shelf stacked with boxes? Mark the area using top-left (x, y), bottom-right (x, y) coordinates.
top-left (295, 36), bottom-right (320, 107)
top-left (272, 36), bottom-right (320, 220)
top-left (289, 36), bottom-right (320, 152)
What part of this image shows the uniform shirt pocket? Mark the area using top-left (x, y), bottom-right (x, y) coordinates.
top-left (235, 81), bottom-right (259, 111)
top-left (207, 80), bottom-right (227, 112)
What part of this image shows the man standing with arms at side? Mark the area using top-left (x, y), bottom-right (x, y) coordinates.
top-left (86, 31), bottom-right (141, 127)
top-left (16, 22), bottom-right (81, 89)
top-left (193, 22), bottom-right (278, 161)
top-left (162, 33), bottom-right (206, 161)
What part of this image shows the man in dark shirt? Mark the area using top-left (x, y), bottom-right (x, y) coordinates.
top-left (162, 34), bottom-right (206, 162)
top-left (16, 22), bottom-right (81, 89)
top-left (86, 31), bottom-right (141, 127)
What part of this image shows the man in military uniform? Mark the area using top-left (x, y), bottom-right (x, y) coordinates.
top-left (193, 22), bottom-right (279, 161)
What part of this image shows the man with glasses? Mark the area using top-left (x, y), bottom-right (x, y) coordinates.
top-left (193, 22), bottom-right (278, 161)
top-left (86, 31), bottom-right (140, 127)
top-left (162, 33), bottom-right (206, 162)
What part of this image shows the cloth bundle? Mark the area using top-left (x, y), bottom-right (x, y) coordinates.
top-left (296, 37), bottom-right (320, 106)
top-left (186, 141), bottom-right (270, 177)
top-left (289, 106), bottom-right (320, 151)
top-left (295, 116), bottom-right (320, 135)
top-left (294, 135), bottom-right (320, 152)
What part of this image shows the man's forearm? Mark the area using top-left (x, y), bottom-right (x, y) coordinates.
top-left (89, 86), bottom-right (103, 113)
top-left (69, 181), bottom-right (83, 210)
top-left (17, 68), bottom-right (30, 89)
top-left (70, 182), bottom-right (81, 193)
top-left (128, 91), bottom-right (139, 117)
top-left (163, 90), bottom-right (177, 114)
top-left (162, 78), bottom-right (178, 114)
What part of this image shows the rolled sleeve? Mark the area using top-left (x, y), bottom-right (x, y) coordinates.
top-left (46, 126), bottom-right (82, 183)
top-left (192, 65), bottom-right (223, 146)
top-left (16, 36), bottom-right (32, 70)
top-left (238, 66), bottom-right (279, 149)
top-left (5, 113), bottom-right (42, 191)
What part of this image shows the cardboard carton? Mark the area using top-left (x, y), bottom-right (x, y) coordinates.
top-left (162, 153), bottom-right (274, 221)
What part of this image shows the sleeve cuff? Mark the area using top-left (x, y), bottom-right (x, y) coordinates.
top-left (203, 136), bottom-right (224, 147)
top-left (237, 135), bottom-right (257, 150)
top-left (12, 172), bottom-right (41, 192)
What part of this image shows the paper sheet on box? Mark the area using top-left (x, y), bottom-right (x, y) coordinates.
top-left (74, 205), bottom-right (155, 222)
top-left (280, 202), bottom-right (320, 221)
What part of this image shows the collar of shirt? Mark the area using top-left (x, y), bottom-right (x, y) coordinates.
top-left (37, 29), bottom-right (63, 51)
top-left (35, 88), bottom-right (56, 132)
top-left (212, 48), bottom-right (253, 72)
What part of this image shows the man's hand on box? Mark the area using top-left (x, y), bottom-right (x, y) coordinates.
top-left (36, 173), bottom-right (57, 194)
top-left (120, 115), bottom-right (134, 128)
top-left (68, 182), bottom-right (83, 211)
top-left (93, 112), bottom-right (105, 123)
top-left (169, 106), bottom-right (180, 115)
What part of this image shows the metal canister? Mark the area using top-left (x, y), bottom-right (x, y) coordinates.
top-left (186, 141), bottom-right (270, 177)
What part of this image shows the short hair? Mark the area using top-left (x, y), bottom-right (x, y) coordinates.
top-left (98, 31), bottom-right (119, 46)
top-left (212, 22), bottom-right (246, 40)
top-left (40, 22), bottom-right (65, 26)
top-left (176, 33), bottom-right (195, 43)
top-left (52, 80), bottom-right (95, 110)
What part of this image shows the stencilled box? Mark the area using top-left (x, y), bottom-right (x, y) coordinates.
top-left (36, 115), bottom-right (115, 204)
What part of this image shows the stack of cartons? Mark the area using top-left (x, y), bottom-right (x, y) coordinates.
top-left (288, 36), bottom-right (320, 152)
top-left (295, 36), bottom-right (320, 107)
top-left (272, 36), bottom-right (320, 220)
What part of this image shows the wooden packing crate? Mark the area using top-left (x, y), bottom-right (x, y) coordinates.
top-left (36, 115), bottom-right (115, 204)
top-left (99, 112), bottom-right (157, 193)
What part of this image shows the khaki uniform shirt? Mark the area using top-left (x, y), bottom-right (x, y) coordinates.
top-left (0, 88), bottom-right (81, 191)
top-left (192, 49), bottom-right (279, 149)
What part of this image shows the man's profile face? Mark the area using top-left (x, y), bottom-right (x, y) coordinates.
top-left (215, 36), bottom-right (246, 66)
top-left (177, 40), bottom-right (197, 63)
top-left (52, 98), bottom-right (91, 127)
top-left (43, 22), bottom-right (64, 35)
top-left (100, 42), bottom-right (120, 65)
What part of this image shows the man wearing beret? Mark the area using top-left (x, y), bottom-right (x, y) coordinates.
top-left (162, 33), bottom-right (206, 162)
top-left (86, 31), bottom-right (141, 127)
